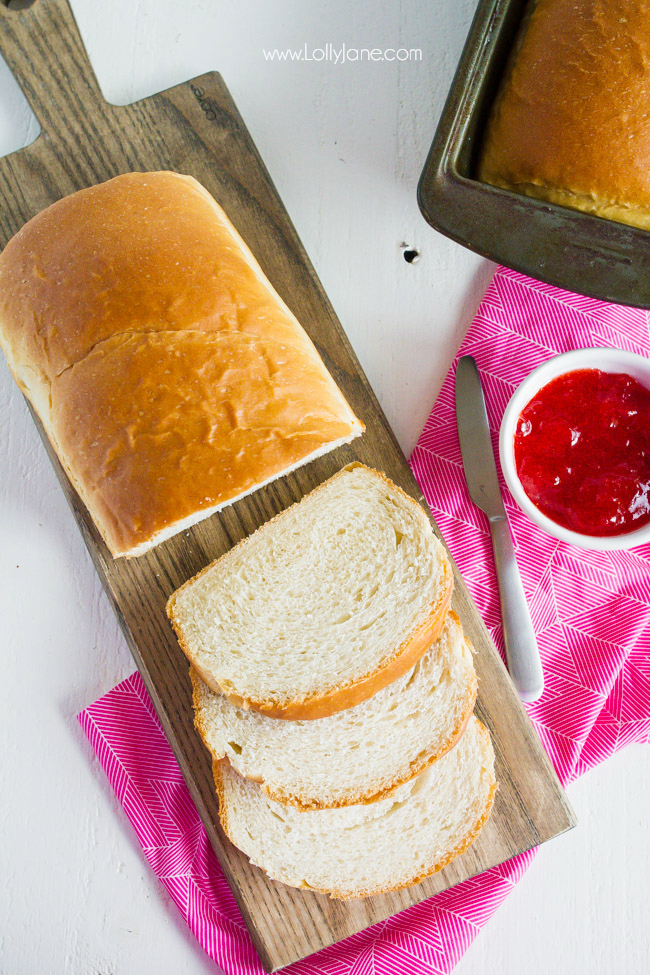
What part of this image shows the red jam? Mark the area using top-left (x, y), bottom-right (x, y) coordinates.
top-left (514, 368), bottom-right (650, 537)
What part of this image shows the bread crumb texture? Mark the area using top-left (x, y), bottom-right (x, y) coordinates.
top-left (192, 610), bottom-right (477, 808)
top-left (215, 716), bottom-right (496, 898)
top-left (169, 465), bottom-right (452, 717)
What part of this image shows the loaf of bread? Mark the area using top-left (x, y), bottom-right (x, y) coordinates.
top-left (479, 0), bottom-right (650, 229)
top-left (0, 171), bottom-right (363, 557)
top-left (214, 716), bottom-right (496, 898)
top-left (168, 464), bottom-right (453, 721)
top-left (192, 610), bottom-right (477, 809)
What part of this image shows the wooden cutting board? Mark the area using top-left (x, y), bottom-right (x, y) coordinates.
top-left (0, 1), bottom-right (576, 970)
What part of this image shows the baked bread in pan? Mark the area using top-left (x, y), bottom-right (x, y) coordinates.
top-left (479, 0), bottom-right (650, 230)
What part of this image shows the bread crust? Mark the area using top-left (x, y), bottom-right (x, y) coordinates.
top-left (169, 464), bottom-right (453, 721)
top-left (190, 620), bottom-right (477, 810)
top-left (0, 171), bottom-right (362, 558)
top-left (479, 0), bottom-right (650, 229)
top-left (212, 719), bottom-right (497, 899)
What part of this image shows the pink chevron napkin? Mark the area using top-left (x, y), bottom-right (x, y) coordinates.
top-left (79, 267), bottom-right (650, 975)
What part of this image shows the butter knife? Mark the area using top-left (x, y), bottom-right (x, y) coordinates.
top-left (455, 355), bottom-right (544, 703)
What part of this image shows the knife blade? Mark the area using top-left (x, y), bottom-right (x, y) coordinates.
top-left (455, 355), bottom-right (544, 703)
top-left (455, 355), bottom-right (506, 520)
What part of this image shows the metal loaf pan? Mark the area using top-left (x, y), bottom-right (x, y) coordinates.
top-left (418, 0), bottom-right (650, 308)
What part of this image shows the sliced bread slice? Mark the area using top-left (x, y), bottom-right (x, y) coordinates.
top-left (192, 610), bottom-right (477, 809)
top-left (214, 716), bottom-right (496, 898)
top-left (168, 464), bottom-right (453, 720)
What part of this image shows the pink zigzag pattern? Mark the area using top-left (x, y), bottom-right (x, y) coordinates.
top-left (79, 267), bottom-right (649, 974)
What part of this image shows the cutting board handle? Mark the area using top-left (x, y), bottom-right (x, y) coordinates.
top-left (0, 0), bottom-right (106, 135)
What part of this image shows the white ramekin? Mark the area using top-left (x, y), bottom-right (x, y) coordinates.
top-left (498, 347), bottom-right (650, 551)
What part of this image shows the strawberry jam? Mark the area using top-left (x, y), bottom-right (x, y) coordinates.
top-left (514, 368), bottom-right (650, 537)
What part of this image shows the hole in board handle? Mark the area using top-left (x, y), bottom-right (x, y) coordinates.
top-left (2, 0), bottom-right (38, 9)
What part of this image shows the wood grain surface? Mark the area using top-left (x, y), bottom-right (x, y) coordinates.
top-left (0, 1), bottom-right (575, 970)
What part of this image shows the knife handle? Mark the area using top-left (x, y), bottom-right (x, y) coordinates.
top-left (489, 515), bottom-right (544, 703)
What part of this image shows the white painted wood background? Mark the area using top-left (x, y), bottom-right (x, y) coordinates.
top-left (0, 1), bottom-right (648, 972)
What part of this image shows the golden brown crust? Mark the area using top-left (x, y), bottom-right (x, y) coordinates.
top-left (168, 464), bottom-right (454, 721)
top-left (212, 720), bottom-right (497, 899)
top-left (0, 171), bottom-right (362, 557)
top-left (213, 760), bottom-right (235, 843)
top-left (479, 0), bottom-right (650, 229)
top-left (50, 329), bottom-right (357, 557)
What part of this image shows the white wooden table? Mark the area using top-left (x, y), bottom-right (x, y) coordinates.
top-left (0, 1), bottom-right (648, 972)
